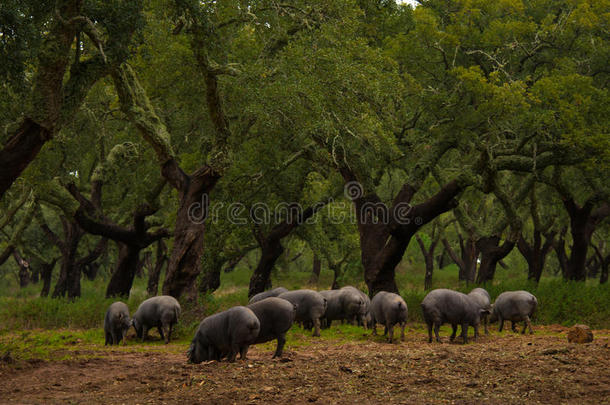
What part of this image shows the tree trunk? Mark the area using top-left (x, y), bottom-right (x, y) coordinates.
top-left (346, 173), bottom-right (462, 297)
top-left (416, 235), bottom-right (438, 290)
top-left (51, 219), bottom-right (84, 299)
top-left (554, 227), bottom-right (569, 278)
top-left (248, 242), bottom-right (284, 298)
top-left (562, 199), bottom-right (609, 281)
top-left (135, 251), bottom-right (151, 279)
top-left (0, 246), bottom-right (15, 267)
top-left (591, 242), bottom-right (610, 285)
top-left (78, 238), bottom-right (107, 281)
top-left (162, 167), bottom-right (219, 298)
top-left (517, 230), bottom-right (555, 283)
top-left (30, 263), bottom-right (40, 284)
top-left (13, 251), bottom-right (31, 288)
top-left (247, 203), bottom-right (328, 298)
top-left (199, 247), bottom-right (224, 296)
top-left (0, 119), bottom-right (51, 198)
top-left (566, 209), bottom-right (594, 281)
top-left (40, 259), bottom-right (57, 297)
top-left (330, 263), bottom-right (341, 290)
top-left (105, 243), bottom-right (142, 298)
top-left (309, 254), bottom-right (321, 284)
top-left (443, 234), bottom-right (478, 282)
top-left (476, 236), bottom-right (515, 283)
top-left (147, 240), bottom-right (167, 296)
top-left (601, 260), bottom-right (609, 284)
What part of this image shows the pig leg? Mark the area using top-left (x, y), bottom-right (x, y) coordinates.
top-left (105, 331), bottom-right (111, 346)
top-left (387, 323), bottom-right (394, 343)
top-left (426, 321), bottom-right (433, 343)
top-left (400, 322), bottom-right (406, 342)
top-left (142, 325), bottom-right (149, 342)
top-left (450, 324), bottom-right (458, 341)
top-left (228, 344), bottom-right (239, 362)
top-left (111, 330), bottom-right (119, 345)
top-left (167, 324), bottom-right (173, 343)
top-left (498, 317), bottom-right (504, 332)
top-left (461, 323), bottom-right (468, 344)
top-left (524, 316), bottom-right (533, 334)
top-left (313, 317), bottom-right (321, 337)
top-left (240, 345), bottom-right (249, 360)
top-left (273, 334), bottom-right (286, 358)
top-left (511, 321), bottom-right (518, 333)
top-left (473, 324), bottom-right (479, 341)
top-left (434, 323), bottom-right (441, 343)
top-left (383, 325), bottom-right (388, 337)
top-left (372, 321), bottom-right (378, 336)
top-left (484, 315), bottom-right (489, 335)
top-left (157, 326), bottom-right (166, 342)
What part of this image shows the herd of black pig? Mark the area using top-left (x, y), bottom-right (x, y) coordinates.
top-left (103, 286), bottom-right (538, 363)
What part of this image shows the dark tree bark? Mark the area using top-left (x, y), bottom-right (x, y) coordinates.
top-left (442, 234), bottom-right (479, 282)
top-left (42, 217), bottom-right (85, 299)
top-left (40, 258), bottom-right (57, 297)
top-left (68, 184), bottom-right (169, 298)
top-left (78, 238), bottom-right (107, 281)
top-left (147, 240), bottom-right (167, 296)
top-left (248, 203), bottom-right (327, 298)
top-left (30, 263), bottom-right (40, 284)
top-left (591, 242), bottom-right (610, 284)
top-left (106, 243), bottom-right (141, 297)
top-left (517, 230), bottom-right (556, 283)
top-left (199, 247), bottom-right (225, 296)
top-left (161, 164), bottom-right (220, 298)
top-left (601, 261), bottom-right (609, 284)
top-left (553, 227), bottom-right (569, 278)
top-left (309, 254), bottom-right (322, 284)
top-left (415, 234), bottom-right (439, 290)
top-left (330, 263), bottom-right (341, 290)
top-left (562, 198), bottom-right (610, 281)
top-left (0, 246), bottom-right (15, 267)
top-left (136, 251), bottom-right (152, 279)
top-left (12, 250), bottom-right (31, 288)
top-left (0, 120), bottom-right (51, 198)
top-left (340, 166), bottom-right (464, 297)
top-left (476, 235), bottom-right (516, 283)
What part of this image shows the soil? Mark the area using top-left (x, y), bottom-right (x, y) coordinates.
top-left (1, 325), bottom-right (609, 404)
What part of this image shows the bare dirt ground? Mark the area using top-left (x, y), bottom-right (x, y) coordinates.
top-left (1, 325), bottom-right (609, 404)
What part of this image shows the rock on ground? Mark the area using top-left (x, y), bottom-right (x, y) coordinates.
top-left (567, 324), bottom-right (594, 343)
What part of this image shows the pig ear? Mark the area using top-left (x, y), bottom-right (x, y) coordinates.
top-left (118, 313), bottom-right (124, 320)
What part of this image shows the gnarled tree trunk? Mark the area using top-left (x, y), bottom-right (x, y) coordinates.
top-left (248, 204), bottom-right (326, 298)
top-left (416, 236), bottom-right (439, 290)
top-left (0, 120), bottom-right (51, 198)
top-left (476, 235), bottom-right (515, 283)
top-left (442, 234), bottom-right (478, 282)
top-left (13, 251), bottom-right (31, 288)
top-left (40, 258), bottom-right (57, 297)
top-left (342, 167), bottom-right (464, 297)
top-left (517, 230), bottom-right (555, 283)
top-left (162, 166), bottom-right (219, 298)
top-left (562, 199), bottom-right (609, 281)
top-left (106, 243), bottom-right (142, 297)
top-left (147, 240), bottom-right (167, 296)
top-left (309, 254), bottom-right (322, 284)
